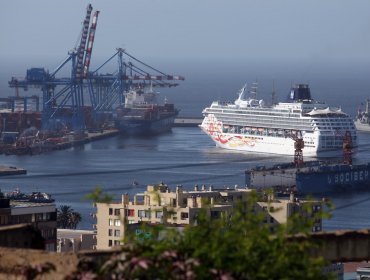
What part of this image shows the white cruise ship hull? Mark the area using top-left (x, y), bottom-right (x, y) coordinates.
top-left (200, 84), bottom-right (357, 158)
top-left (200, 125), bottom-right (343, 157)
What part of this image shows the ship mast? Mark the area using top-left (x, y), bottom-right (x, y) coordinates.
top-left (271, 80), bottom-right (276, 105)
top-left (249, 81), bottom-right (258, 99)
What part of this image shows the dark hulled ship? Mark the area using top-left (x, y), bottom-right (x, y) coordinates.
top-left (114, 88), bottom-right (179, 136)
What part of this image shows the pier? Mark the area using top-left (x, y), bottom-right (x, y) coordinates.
top-left (174, 117), bottom-right (202, 127)
top-left (53, 129), bottom-right (120, 150)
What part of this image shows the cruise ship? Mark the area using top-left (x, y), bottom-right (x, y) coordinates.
top-left (200, 84), bottom-right (357, 157)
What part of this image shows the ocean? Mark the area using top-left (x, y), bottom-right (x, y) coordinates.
top-left (0, 59), bottom-right (370, 231)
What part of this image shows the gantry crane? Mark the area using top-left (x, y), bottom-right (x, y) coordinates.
top-left (8, 4), bottom-right (184, 131)
top-left (87, 48), bottom-right (184, 124)
top-left (9, 4), bottom-right (100, 132)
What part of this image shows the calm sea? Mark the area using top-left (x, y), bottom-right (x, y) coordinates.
top-left (0, 59), bottom-right (370, 230)
top-left (0, 127), bottom-right (370, 230)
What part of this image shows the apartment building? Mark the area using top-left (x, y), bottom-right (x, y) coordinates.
top-left (95, 183), bottom-right (252, 250)
top-left (95, 183), bottom-right (323, 250)
top-left (256, 192), bottom-right (323, 233)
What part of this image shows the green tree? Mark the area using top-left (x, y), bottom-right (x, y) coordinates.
top-left (70, 191), bottom-right (334, 280)
top-left (69, 211), bottom-right (82, 230)
top-left (57, 205), bottom-right (82, 229)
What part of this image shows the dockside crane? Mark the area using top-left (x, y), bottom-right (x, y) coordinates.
top-left (285, 130), bottom-right (305, 168)
top-left (87, 48), bottom-right (184, 124)
top-left (8, 4), bottom-right (99, 132)
top-left (335, 130), bottom-right (353, 165)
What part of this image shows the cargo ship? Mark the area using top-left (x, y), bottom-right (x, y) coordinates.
top-left (114, 88), bottom-right (179, 136)
top-left (200, 84), bottom-right (357, 157)
top-left (245, 161), bottom-right (370, 194)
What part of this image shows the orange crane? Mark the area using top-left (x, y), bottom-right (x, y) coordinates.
top-left (335, 130), bottom-right (353, 165)
top-left (285, 130), bottom-right (304, 168)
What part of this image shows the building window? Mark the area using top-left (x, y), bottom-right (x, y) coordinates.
top-left (155, 211), bottom-right (163, 219)
top-left (210, 211), bottom-right (220, 219)
top-left (108, 240), bottom-right (112, 247)
top-left (109, 208), bottom-right (113, 215)
top-left (46, 212), bottom-right (52, 221)
top-left (0, 215), bottom-right (8, 225)
top-left (181, 212), bottom-right (189, 220)
top-left (35, 213), bottom-right (43, 221)
top-left (114, 209), bottom-right (121, 216)
top-left (270, 217), bottom-right (274, 223)
top-left (108, 229), bottom-right (112, 236)
top-left (138, 210), bottom-right (150, 218)
top-left (109, 219), bottom-right (113, 226)
top-left (114, 219), bottom-right (121, 227)
top-left (114, 240), bottom-right (121, 246)
top-left (114, 230), bottom-right (120, 237)
top-left (127, 209), bottom-right (135, 217)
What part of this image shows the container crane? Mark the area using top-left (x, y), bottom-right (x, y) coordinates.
top-left (87, 48), bottom-right (184, 124)
top-left (8, 4), bottom-right (100, 132)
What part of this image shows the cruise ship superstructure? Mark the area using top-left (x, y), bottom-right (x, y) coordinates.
top-left (200, 84), bottom-right (357, 157)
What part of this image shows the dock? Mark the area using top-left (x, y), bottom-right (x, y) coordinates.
top-left (53, 129), bottom-right (120, 150)
top-left (0, 166), bottom-right (26, 176)
top-left (174, 117), bottom-right (202, 127)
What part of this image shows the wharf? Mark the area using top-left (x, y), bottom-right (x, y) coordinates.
top-left (53, 129), bottom-right (120, 150)
top-left (0, 166), bottom-right (26, 176)
top-left (174, 117), bottom-right (202, 127)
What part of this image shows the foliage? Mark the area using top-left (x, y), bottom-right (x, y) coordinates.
top-left (57, 205), bottom-right (82, 229)
top-left (71, 191), bottom-right (335, 280)
top-left (85, 186), bottom-right (114, 204)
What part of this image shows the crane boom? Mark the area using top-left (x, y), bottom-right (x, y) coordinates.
top-left (83, 10), bottom-right (100, 78)
top-left (75, 4), bottom-right (93, 80)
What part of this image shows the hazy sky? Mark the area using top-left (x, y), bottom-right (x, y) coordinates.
top-left (1, 0), bottom-right (370, 65)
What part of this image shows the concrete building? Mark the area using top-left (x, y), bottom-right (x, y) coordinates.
top-left (57, 229), bottom-right (96, 253)
top-left (256, 193), bottom-right (323, 233)
top-left (95, 183), bottom-right (252, 250)
top-left (94, 183), bottom-right (323, 250)
top-left (0, 197), bottom-right (57, 251)
top-left (0, 224), bottom-right (45, 249)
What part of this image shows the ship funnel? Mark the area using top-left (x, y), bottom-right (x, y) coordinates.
top-left (287, 84), bottom-right (311, 102)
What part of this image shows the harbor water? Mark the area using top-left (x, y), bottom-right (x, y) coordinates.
top-left (0, 127), bottom-right (370, 231)
top-left (1, 59), bottom-right (370, 230)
